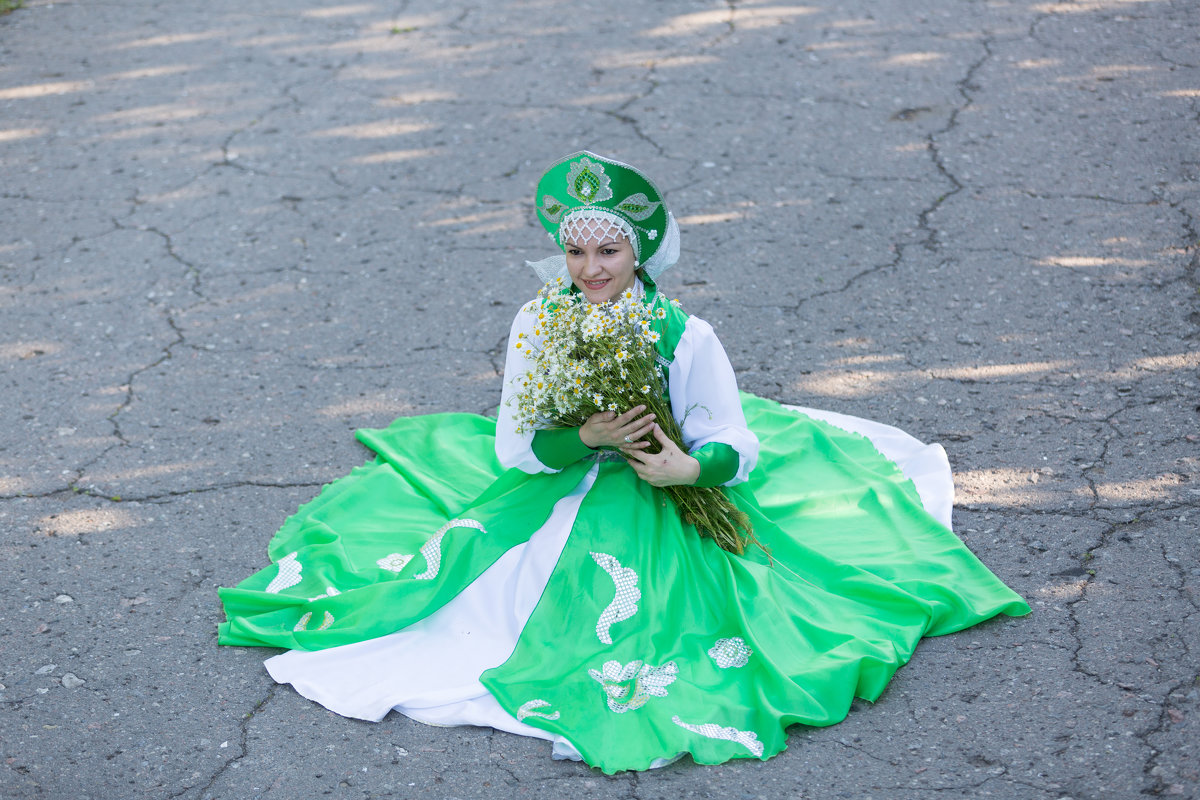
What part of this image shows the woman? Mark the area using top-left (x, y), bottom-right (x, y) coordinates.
top-left (218, 152), bottom-right (1029, 773)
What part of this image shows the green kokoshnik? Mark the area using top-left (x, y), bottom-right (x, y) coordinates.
top-left (535, 151), bottom-right (670, 266)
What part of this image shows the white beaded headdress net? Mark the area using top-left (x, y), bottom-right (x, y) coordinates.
top-left (527, 208), bottom-right (680, 285)
top-left (559, 211), bottom-right (638, 257)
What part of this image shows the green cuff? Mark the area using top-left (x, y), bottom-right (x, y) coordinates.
top-left (532, 427), bottom-right (594, 470)
top-left (691, 442), bottom-right (740, 487)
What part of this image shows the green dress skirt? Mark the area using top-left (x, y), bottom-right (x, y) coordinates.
top-left (218, 393), bottom-right (1029, 773)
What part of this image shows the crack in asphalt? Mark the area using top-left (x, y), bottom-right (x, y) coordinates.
top-left (920, 36), bottom-right (992, 255)
top-left (179, 683), bottom-right (279, 800)
top-left (0, 479), bottom-right (328, 504)
top-left (485, 730), bottom-right (520, 786)
top-left (126, 222), bottom-right (207, 301)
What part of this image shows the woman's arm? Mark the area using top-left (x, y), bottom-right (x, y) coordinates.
top-left (496, 304), bottom-right (559, 474)
top-left (665, 316), bottom-right (759, 485)
top-left (621, 315), bottom-right (756, 487)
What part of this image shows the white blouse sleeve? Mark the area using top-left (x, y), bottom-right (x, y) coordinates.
top-left (495, 304), bottom-right (558, 474)
top-left (668, 316), bottom-right (759, 485)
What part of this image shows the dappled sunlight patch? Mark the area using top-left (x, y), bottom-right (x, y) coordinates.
top-left (892, 141), bottom-right (930, 153)
top-left (644, 5), bottom-right (818, 37)
top-left (135, 183), bottom-right (214, 206)
top-left (1035, 579), bottom-right (1088, 601)
top-left (378, 89), bottom-right (457, 106)
top-left (883, 52), bottom-right (946, 67)
top-left (590, 50), bottom-right (697, 70)
top-left (677, 212), bottom-right (744, 226)
top-left (1109, 351), bottom-right (1200, 380)
top-left (1078, 63), bottom-right (1154, 79)
top-left (955, 468), bottom-right (1080, 507)
top-left (36, 508), bottom-right (140, 537)
top-left (0, 476), bottom-right (31, 494)
top-left (827, 336), bottom-right (878, 350)
top-left (930, 360), bottom-right (1074, 380)
top-left (1053, 64), bottom-right (1159, 85)
top-left (1093, 475), bottom-right (1192, 506)
top-left (311, 120), bottom-right (430, 140)
top-left (114, 31), bottom-right (227, 50)
top-left (92, 104), bottom-right (206, 125)
top-left (301, 3), bottom-right (377, 18)
top-left (643, 8), bottom-right (732, 37)
top-left (1015, 58), bottom-right (1062, 69)
top-left (103, 65), bottom-right (195, 81)
top-left (827, 353), bottom-right (906, 368)
top-left (94, 384), bottom-right (131, 397)
top-left (348, 147), bottom-right (439, 165)
top-left (322, 33), bottom-right (489, 57)
top-left (424, 207), bottom-right (521, 235)
top-left (0, 79), bottom-right (93, 100)
top-left (361, 14), bottom-right (446, 34)
top-left (790, 369), bottom-right (908, 399)
top-left (98, 125), bottom-right (208, 143)
top-left (732, 6), bottom-right (822, 29)
top-left (1033, 0), bottom-right (1157, 12)
top-left (0, 127), bottom-right (45, 142)
top-left (0, 341), bottom-right (61, 361)
top-left (317, 395), bottom-right (414, 418)
top-left (337, 65), bottom-right (417, 82)
top-left (1036, 255), bottom-right (1151, 268)
top-left (644, 54), bottom-right (721, 69)
top-left (1160, 89), bottom-right (1200, 98)
top-left (803, 41), bottom-right (861, 53)
top-left (235, 33), bottom-right (304, 47)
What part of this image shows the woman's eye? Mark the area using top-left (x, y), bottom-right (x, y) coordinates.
top-left (602, 248), bottom-right (617, 255)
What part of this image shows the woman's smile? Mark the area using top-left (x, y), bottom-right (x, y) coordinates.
top-left (562, 230), bottom-right (638, 303)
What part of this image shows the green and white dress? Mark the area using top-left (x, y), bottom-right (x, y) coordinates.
top-left (217, 283), bottom-right (1029, 773)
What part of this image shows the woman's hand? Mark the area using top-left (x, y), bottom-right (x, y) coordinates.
top-left (622, 424), bottom-right (701, 487)
top-left (579, 405), bottom-right (656, 450)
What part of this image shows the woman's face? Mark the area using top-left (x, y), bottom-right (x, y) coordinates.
top-left (563, 233), bottom-right (638, 304)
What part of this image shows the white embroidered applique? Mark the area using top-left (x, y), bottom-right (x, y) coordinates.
top-left (590, 552), bottom-right (641, 644)
top-left (672, 715), bottom-right (764, 758)
top-left (376, 553), bottom-right (413, 573)
top-left (588, 660), bottom-right (678, 714)
top-left (306, 586), bottom-right (340, 602)
top-left (516, 699), bottom-right (561, 722)
top-left (540, 194), bottom-right (566, 223)
top-left (613, 192), bottom-right (661, 222)
top-left (265, 552), bottom-right (301, 594)
top-left (414, 519), bottom-right (487, 581)
top-left (708, 637), bottom-right (752, 669)
top-left (565, 156), bottom-right (613, 203)
top-left (293, 610), bottom-right (335, 632)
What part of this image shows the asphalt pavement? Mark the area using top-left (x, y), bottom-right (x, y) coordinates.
top-left (1, 0), bottom-right (1197, 797)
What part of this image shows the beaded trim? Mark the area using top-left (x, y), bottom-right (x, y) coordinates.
top-left (516, 699), bottom-right (561, 722)
top-left (588, 659), bottom-right (678, 714)
top-left (672, 716), bottom-right (764, 758)
top-left (414, 518), bottom-right (487, 581)
top-left (559, 209), bottom-right (640, 261)
top-left (590, 551), bottom-right (641, 644)
top-left (265, 552), bottom-right (301, 594)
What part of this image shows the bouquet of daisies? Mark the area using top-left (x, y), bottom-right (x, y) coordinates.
top-left (509, 279), bottom-right (754, 554)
